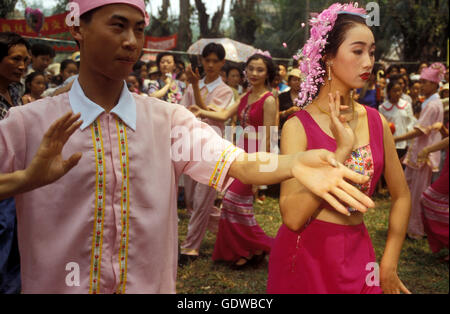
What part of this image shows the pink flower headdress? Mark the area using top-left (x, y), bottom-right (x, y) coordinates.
top-left (253, 49), bottom-right (272, 60)
top-left (295, 2), bottom-right (367, 108)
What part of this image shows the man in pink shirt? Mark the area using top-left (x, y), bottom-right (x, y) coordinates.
top-left (179, 43), bottom-right (234, 264)
top-left (395, 63), bottom-right (445, 240)
top-left (0, 0), bottom-right (374, 293)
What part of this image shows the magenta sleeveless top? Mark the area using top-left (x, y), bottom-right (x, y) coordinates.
top-left (291, 106), bottom-right (384, 209)
top-left (238, 91), bottom-right (273, 128)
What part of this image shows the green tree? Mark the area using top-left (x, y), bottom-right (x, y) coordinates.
top-left (253, 0), bottom-right (332, 59)
top-left (230, 0), bottom-right (262, 45)
top-left (0, 0), bottom-right (19, 18)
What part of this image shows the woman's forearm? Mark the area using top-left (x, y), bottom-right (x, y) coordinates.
top-left (279, 149), bottom-right (352, 231)
top-left (150, 82), bottom-right (171, 99)
top-left (394, 128), bottom-right (422, 143)
top-left (381, 193), bottom-right (411, 269)
top-left (199, 108), bottom-right (232, 122)
top-left (192, 83), bottom-right (208, 110)
top-left (423, 137), bottom-right (449, 155)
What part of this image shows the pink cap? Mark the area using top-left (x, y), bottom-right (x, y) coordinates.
top-left (420, 62), bottom-right (446, 84)
top-left (70, 0), bottom-right (149, 25)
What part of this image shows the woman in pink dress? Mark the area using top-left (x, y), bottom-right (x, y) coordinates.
top-left (267, 3), bottom-right (411, 294)
top-left (189, 53), bottom-right (278, 268)
top-left (419, 123), bottom-right (449, 261)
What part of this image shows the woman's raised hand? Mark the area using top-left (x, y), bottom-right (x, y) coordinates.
top-left (328, 91), bottom-right (355, 157)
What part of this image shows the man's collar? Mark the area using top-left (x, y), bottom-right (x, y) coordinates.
top-left (69, 78), bottom-right (137, 131)
top-left (199, 76), bottom-right (223, 93)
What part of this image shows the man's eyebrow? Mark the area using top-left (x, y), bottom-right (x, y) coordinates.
top-left (111, 15), bottom-right (145, 25)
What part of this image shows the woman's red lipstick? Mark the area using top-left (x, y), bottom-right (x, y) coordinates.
top-left (360, 73), bottom-right (371, 80)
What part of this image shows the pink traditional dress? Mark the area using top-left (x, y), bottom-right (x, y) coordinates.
top-left (421, 134), bottom-right (449, 253)
top-left (403, 93), bottom-right (444, 236)
top-left (267, 106), bottom-right (384, 294)
top-left (212, 91), bottom-right (274, 262)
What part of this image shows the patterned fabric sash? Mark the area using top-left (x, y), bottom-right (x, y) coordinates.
top-left (421, 186), bottom-right (449, 224)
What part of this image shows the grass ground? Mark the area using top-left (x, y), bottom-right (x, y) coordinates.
top-left (176, 193), bottom-right (449, 294)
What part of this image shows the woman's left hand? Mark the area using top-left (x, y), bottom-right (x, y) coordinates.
top-left (328, 91), bottom-right (355, 158)
top-left (380, 264), bottom-right (411, 294)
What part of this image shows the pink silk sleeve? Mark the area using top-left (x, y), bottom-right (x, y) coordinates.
top-left (0, 107), bottom-right (27, 173)
top-left (171, 106), bottom-right (244, 192)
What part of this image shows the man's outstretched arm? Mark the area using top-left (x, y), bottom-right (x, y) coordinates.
top-left (228, 150), bottom-right (374, 216)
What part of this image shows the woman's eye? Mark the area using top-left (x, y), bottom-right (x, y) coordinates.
top-left (353, 50), bottom-right (363, 55)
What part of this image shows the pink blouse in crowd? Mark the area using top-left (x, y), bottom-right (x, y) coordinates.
top-left (404, 93), bottom-right (444, 171)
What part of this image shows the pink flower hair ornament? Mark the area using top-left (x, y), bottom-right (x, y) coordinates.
top-left (252, 49), bottom-right (272, 60)
top-left (295, 2), bottom-right (368, 108)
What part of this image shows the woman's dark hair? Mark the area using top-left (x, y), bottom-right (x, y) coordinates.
top-left (245, 54), bottom-right (276, 86)
top-left (202, 43), bottom-right (226, 61)
top-left (386, 78), bottom-right (401, 96)
top-left (0, 32), bottom-right (30, 62)
top-left (129, 72), bottom-right (143, 91)
top-left (24, 71), bottom-right (45, 94)
top-left (60, 59), bottom-right (77, 74)
top-left (313, 13), bottom-right (369, 100)
top-left (133, 60), bottom-right (147, 73)
top-left (156, 52), bottom-right (177, 69)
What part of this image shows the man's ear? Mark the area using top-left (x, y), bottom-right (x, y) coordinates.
top-left (69, 25), bottom-right (83, 44)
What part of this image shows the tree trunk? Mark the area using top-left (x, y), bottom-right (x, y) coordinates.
top-left (177, 0), bottom-right (192, 51)
top-left (195, 0), bottom-right (227, 38)
top-left (230, 0), bottom-right (261, 45)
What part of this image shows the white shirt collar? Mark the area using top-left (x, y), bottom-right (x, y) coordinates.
top-left (69, 78), bottom-right (137, 131)
top-left (199, 76), bottom-right (223, 93)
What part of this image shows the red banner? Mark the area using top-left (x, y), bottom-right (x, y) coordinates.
top-left (145, 34), bottom-right (178, 51)
top-left (1, 13), bottom-right (178, 52)
top-left (0, 13), bottom-right (71, 38)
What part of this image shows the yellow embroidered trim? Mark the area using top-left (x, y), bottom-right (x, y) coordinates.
top-left (209, 144), bottom-right (238, 189)
top-left (116, 120), bottom-right (130, 294)
top-left (89, 120), bottom-right (106, 294)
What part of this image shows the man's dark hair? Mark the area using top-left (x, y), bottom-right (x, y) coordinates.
top-left (31, 43), bottom-right (55, 58)
top-left (226, 65), bottom-right (243, 78)
top-left (0, 32), bottom-right (30, 62)
top-left (74, 8), bottom-right (100, 48)
top-left (202, 43), bottom-right (226, 61)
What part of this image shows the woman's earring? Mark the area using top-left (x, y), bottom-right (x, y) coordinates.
top-left (327, 62), bottom-right (333, 81)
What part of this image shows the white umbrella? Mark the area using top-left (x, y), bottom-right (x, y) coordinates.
top-left (187, 38), bottom-right (257, 63)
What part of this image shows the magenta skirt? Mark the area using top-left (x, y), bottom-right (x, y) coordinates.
top-left (267, 219), bottom-right (382, 294)
top-left (421, 186), bottom-right (449, 253)
top-left (212, 179), bottom-right (273, 262)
